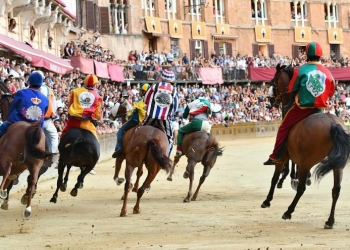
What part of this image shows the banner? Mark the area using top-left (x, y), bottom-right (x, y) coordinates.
top-left (328, 28), bottom-right (343, 44)
top-left (169, 19), bottom-right (183, 38)
top-left (94, 61), bottom-right (109, 78)
top-left (108, 64), bottom-right (125, 82)
top-left (68, 56), bottom-right (94, 75)
top-left (255, 25), bottom-right (271, 42)
top-left (145, 16), bottom-right (162, 33)
top-left (191, 21), bottom-right (206, 40)
top-left (294, 26), bottom-right (311, 43)
top-left (197, 67), bottom-right (223, 85)
top-left (216, 23), bottom-right (230, 35)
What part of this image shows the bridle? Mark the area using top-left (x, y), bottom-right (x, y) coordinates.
top-left (271, 68), bottom-right (290, 108)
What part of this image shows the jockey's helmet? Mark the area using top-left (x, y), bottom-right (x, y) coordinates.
top-left (28, 72), bottom-right (43, 87)
top-left (306, 42), bottom-right (322, 58)
top-left (161, 70), bottom-right (175, 82)
top-left (84, 74), bottom-right (98, 87)
top-left (141, 83), bottom-right (150, 92)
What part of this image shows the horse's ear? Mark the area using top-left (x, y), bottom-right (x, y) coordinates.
top-left (276, 63), bottom-right (280, 71)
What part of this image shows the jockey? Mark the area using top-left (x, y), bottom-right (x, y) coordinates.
top-left (112, 83), bottom-right (150, 158)
top-left (142, 69), bottom-right (179, 157)
top-left (0, 72), bottom-right (48, 137)
top-left (175, 97), bottom-right (212, 156)
top-left (39, 73), bottom-right (59, 154)
top-left (61, 74), bottom-right (102, 138)
top-left (263, 42), bottom-right (335, 165)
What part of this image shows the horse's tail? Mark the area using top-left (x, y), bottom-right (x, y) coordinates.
top-left (25, 124), bottom-right (52, 160)
top-left (202, 134), bottom-right (223, 164)
top-left (147, 139), bottom-right (172, 173)
top-left (314, 123), bottom-right (350, 181)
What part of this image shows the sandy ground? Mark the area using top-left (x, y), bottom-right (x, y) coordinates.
top-left (1, 137), bottom-right (350, 250)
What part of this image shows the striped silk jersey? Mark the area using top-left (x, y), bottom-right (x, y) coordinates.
top-left (144, 82), bottom-right (178, 120)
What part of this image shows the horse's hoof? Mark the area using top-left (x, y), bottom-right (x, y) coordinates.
top-left (145, 186), bottom-right (151, 192)
top-left (21, 194), bottom-right (28, 205)
top-left (261, 201), bottom-right (270, 208)
top-left (167, 177), bottom-right (172, 181)
top-left (70, 189), bottom-right (78, 197)
top-left (50, 197), bottom-right (57, 204)
top-left (0, 190), bottom-right (7, 200)
top-left (191, 197), bottom-right (197, 201)
top-left (13, 178), bottom-right (19, 186)
top-left (133, 208), bottom-right (140, 214)
top-left (79, 183), bottom-right (83, 189)
top-left (282, 212), bottom-right (292, 220)
top-left (116, 178), bottom-right (124, 186)
top-left (306, 178), bottom-right (312, 186)
top-left (60, 183), bottom-right (67, 192)
top-left (291, 179), bottom-right (298, 191)
top-left (132, 187), bottom-right (137, 193)
top-left (183, 198), bottom-right (190, 203)
top-left (277, 183), bottom-right (283, 189)
top-left (324, 222), bottom-right (333, 229)
top-left (22, 207), bottom-right (32, 220)
top-left (120, 212), bottom-right (127, 217)
top-left (183, 171), bottom-right (189, 179)
top-left (1, 202), bottom-right (8, 210)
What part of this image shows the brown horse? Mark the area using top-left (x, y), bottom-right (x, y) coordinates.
top-left (262, 64), bottom-right (350, 229)
top-left (167, 131), bottom-right (223, 202)
top-left (120, 125), bottom-right (172, 217)
top-left (0, 122), bottom-right (51, 219)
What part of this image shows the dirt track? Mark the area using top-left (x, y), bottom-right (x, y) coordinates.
top-left (1, 137), bottom-right (350, 250)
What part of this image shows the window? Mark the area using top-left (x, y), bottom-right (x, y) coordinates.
top-left (141, 0), bottom-right (154, 16)
top-left (213, 0), bottom-right (225, 20)
top-left (218, 42), bottom-right (226, 55)
top-left (251, 0), bottom-right (267, 20)
top-left (165, 0), bottom-right (177, 19)
top-left (324, 3), bottom-right (338, 23)
top-left (110, 4), bottom-right (128, 34)
top-left (330, 44), bottom-right (340, 61)
top-left (195, 40), bottom-right (203, 56)
top-left (290, 1), bottom-right (307, 20)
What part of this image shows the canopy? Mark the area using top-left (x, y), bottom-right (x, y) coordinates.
top-left (0, 34), bottom-right (73, 75)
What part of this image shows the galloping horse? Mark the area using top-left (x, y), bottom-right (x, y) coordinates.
top-left (120, 125), bottom-right (172, 217)
top-left (167, 131), bottom-right (223, 202)
top-left (0, 122), bottom-right (52, 219)
top-left (50, 128), bottom-right (100, 203)
top-left (262, 64), bottom-right (350, 229)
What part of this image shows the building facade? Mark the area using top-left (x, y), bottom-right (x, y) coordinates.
top-left (0, 0), bottom-right (76, 57)
top-left (72, 0), bottom-right (350, 61)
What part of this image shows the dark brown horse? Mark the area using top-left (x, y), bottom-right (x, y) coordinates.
top-left (262, 64), bottom-right (350, 229)
top-left (0, 122), bottom-right (51, 219)
top-left (120, 125), bottom-right (172, 217)
top-left (167, 131), bottom-right (223, 202)
top-left (50, 127), bottom-right (100, 203)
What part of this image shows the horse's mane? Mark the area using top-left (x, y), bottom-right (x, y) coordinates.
top-left (279, 64), bottom-right (294, 80)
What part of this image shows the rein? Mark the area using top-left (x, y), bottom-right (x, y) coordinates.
top-left (272, 69), bottom-right (291, 107)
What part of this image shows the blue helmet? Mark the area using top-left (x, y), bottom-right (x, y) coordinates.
top-left (28, 72), bottom-right (43, 87)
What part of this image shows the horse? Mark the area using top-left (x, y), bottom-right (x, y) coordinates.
top-left (49, 128), bottom-right (100, 203)
top-left (120, 125), bottom-right (172, 217)
top-left (261, 63), bottom-right (350, 229)
top-left (167, 131), bottom-right (223, 202)
top-left (0, 122), bottom-right (52, 219)
top-left (109, 97), bottom-right (132, 125)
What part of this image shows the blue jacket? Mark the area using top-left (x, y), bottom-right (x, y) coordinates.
top-left (8, 88), bottom-right (49, 128)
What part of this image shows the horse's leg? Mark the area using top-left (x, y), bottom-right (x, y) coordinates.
top-left (120, 164), bottom-right (134, 217)
top-left (261, 162), bottom-right (285, 208)
top-left (191, 163), bottom-right (211, 201)
top-left (277, 161), bottom-right (290, 189)
top-left (0, 161), bottom-right (11, 199)
top-left (132, 166), bottom-right (143, 193)
top-left (60, 165), bottom-right (72, 192)
top-left (290, 162), bottom-right (299, 191)
top-left (1, 180), bottom-right (14, 210)
top-left (324, 168), bottom-right (343, 229)
top-left (282, 166), bottom-right (309, 220)
top-left (70, 165), bottom-right (90, 197)
top-left (167, 155), bottom-right (181, 181)
top-left (22, 164), bottom-right (40, 220)
top-left (113, 157), bottom-right (125, 185)
top-left (22, 163), bottom-right (50, 203)
top-left (133, 167), bottom-right (160, 214)
top-left (183, 160), bottom-right (197, 203)
top-left (50, 162), bottom-right (66, 203)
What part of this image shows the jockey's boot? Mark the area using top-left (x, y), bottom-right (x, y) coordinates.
top-left (112, 148), bottom-right (122, 158)
top-left (263, 158), bottom-right (280, 165)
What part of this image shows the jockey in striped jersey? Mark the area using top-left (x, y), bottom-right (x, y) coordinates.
top-left (142, 69), bottom-right (179, 156)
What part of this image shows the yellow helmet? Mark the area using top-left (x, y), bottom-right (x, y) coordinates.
top-left (141, 83), bottom-right (150, 92)
top-left (84, 74), bottom-right (98, 87)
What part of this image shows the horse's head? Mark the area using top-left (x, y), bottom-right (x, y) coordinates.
top-left (269, 63), bottom-right (293, 109)
top-left (202, 135), bottom-right (223, 166)
top-left (0, 93), bottom-right (13, 121)
top-left (108, 99), bottom-right (132, 123)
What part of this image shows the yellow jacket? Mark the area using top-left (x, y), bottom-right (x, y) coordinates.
top-left (127, 99), bottom-right (146, 123)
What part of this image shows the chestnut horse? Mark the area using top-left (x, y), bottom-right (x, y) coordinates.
top-left (120, 125), bottom-right (172, 217)
top-left (50, 128), bottom-right (100, 203)
top-left (167, 131), bottom-right (223, 202)
top-left (0, 122), bottom-right (51, 219)
top-left (262, 64), bottom-right (350, 229)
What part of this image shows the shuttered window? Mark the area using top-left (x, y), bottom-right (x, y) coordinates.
top-left (74, 0), bottom-right (82, 27)
top-left (214, 42), bottom-right (220, 56)
top-left (226, 42), bottom-right (232, 57)
top-left (292, 44), bottom-right (299, 59)
top-left (99, 7), bottom-right (110, 34)
top-left (267, 44), bottom-right (274, 58)
top-left (86, 0), bottom-right (95, 31)
top-left (252, 43), bottom-right (259, 57)
top-left (190, 40), bottom-right (196, 60)
top-left (203, 40), bottom-right (208, 59)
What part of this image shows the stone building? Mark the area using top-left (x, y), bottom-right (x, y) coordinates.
top-left (61, 0), bottom-right (350, 61)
